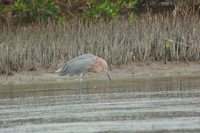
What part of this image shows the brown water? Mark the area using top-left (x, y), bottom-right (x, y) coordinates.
top-left (0, 77), bottom-right (200, 133)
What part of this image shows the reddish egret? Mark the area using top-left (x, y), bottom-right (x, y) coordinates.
top-left (56, 54), bottom-right (111, 81)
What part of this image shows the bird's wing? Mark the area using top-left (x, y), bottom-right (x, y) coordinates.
top-left (58, 54), bottom-right (96, 76)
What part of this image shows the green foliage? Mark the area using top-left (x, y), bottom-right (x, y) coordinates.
top-left (58, 16), bottom-right (67, 25)
top-left (83, 0), bottom-right (119, 19)
top-left (121, 0), bottom-right (138, 8)
top-left (0, 0), bottom-right (138, 23)
top-left (1, 0), bottom-right (200, 24)
top-left (14, 0), bottom-right (61, 22)
top-left (0, 2), bottom-right (13, 13)
top-left (82, 0), bottom-right (138, 20)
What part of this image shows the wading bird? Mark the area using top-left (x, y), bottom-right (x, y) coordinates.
top-left (56, 54), bottom-right (112, 81)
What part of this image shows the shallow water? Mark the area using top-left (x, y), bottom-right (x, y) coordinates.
top-left (0, 77), bottom-right (200, 133)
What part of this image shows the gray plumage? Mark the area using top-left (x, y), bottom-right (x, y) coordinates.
top-left (57, 54), bottom-right (96, 76)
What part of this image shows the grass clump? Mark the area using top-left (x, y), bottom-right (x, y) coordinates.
top-left (0, 13), bottom-right (200, 74)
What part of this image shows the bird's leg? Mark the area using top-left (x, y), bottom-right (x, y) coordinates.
top-left (79, 72), bottom-right (85, 97)
top-left (80, 72), bottom-right (85, 82)
top-left (106, 70), bottom-right (112, 81)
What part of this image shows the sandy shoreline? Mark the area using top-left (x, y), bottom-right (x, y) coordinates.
top-left (1, 61), bottom-right (200, 85)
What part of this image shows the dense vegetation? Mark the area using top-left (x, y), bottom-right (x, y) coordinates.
top-left (0, 0), bottom-right (200, 75)
top-left (0, 0), bottom-right (199, 24)
top-left (0, 0), bottom-right (138, 24)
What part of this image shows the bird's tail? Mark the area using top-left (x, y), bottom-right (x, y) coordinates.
top-left (55, 68), bottom-right (62, 73)
top-left (56, 68), bottom-right (67, 76)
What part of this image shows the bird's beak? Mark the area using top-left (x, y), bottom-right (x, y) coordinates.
top-left (106, 71), bottom-right (112, 81)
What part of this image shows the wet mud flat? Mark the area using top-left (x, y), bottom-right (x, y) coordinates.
top-left (0, 77), bottom-right (200, 133)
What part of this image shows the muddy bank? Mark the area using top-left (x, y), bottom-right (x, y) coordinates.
top-left (0, 61), bottom-right (200, 85)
